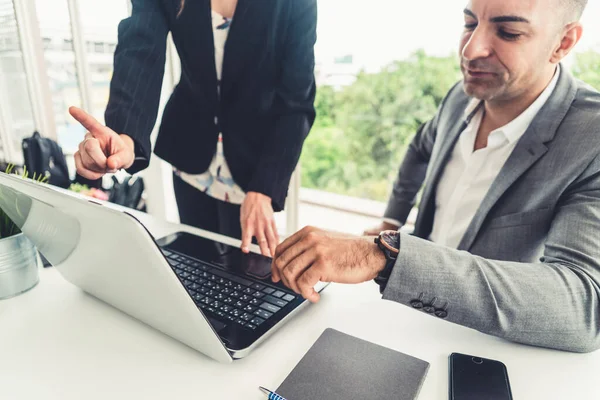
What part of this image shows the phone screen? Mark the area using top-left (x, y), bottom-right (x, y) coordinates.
top-left (449, 353), bottom-right (512, 400)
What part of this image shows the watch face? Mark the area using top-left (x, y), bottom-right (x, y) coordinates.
top-left (380, 230), bottom-right (400, 254)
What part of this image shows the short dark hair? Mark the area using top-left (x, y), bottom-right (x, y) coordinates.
top-left (561, 0), bottom-right (588, 21)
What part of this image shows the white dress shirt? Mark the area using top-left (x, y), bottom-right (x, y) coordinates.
top-left (430, 66), bottom-right (560, 248)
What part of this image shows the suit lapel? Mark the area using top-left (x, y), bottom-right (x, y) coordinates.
top-left (221, 0), bottom-right (271, 100)
top-left (415, 102), bottom-right (480, 238)
top-left (175, 0), bottom-right (218, 105)
top-left (457, 67), bottom-right (579, 250)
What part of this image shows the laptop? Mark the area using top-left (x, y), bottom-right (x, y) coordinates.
top-left (0, 173), bottom-right (327, 362)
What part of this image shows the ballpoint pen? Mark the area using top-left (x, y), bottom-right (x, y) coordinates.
top-left (259, 386), bottom-right (287, 400)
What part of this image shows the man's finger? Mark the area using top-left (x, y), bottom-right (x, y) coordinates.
top-left (241, 223), bottom-right (254, 253)
top-left (281, 248), bottom-right (316, 294)
top-left (69, 106), bottom-right (107, 137)
top-left (274, 226), bottom-right (312, 259)
top-left (274, 239), bottom-right (314, 289)
top-left (297, 265), bottom-right (323, 303)
top-left (74, 151), bottom-right (104, 180)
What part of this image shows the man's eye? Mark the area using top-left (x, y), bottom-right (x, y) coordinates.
top-left (464, 23), bottom-right (477, 30)
top-left (499, 30), bottom-right (521, 41)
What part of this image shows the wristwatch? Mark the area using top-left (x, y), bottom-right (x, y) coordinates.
top-left (374, 230), bottom-right (401, 291)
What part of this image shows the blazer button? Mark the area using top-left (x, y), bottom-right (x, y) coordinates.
top-left (410, 300), bottom-right (423, 309)
top-left (434, 302), bottom-right (449, 319)
top-left (423, 304), bottom-right (435, 313)
top-left (422, 297), bottom-right (438, 313)
top-left (410, 293), bottom-right (425, 309)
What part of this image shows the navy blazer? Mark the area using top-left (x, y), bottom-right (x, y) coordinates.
top-left (105, 0), bottom-right (317, 211)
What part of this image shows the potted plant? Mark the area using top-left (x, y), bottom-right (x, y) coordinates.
top-left (0, 165), bottom-right (45, 300)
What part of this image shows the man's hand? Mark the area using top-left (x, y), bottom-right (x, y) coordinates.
top-left (363, 220), bottom-right (400, 236)
top-left (69, 106), bottom-right (135, 180)
top-left (272, 226), bottom-right (386, 303)
top-left (240, 192), bottom-right (279, 257)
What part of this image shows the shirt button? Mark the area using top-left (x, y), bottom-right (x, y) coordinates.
top-left (214, 116), bottom-right (218, 124)
top-left (435, 310), bottom-right (448, 319)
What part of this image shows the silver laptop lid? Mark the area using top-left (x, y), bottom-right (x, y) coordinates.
top-left (0, 173), bottom-right (232, 363)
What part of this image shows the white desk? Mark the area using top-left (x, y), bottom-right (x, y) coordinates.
top-left (0, 212), bottom-right (598, 400)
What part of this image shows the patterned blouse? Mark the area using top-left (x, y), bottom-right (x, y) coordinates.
top-left (174, 10), bottom-right (246, 204)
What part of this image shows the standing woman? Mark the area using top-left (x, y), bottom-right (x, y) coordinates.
top-left (69, 0), bottom-right (317, 257)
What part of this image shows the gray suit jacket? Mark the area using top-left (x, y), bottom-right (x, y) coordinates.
top-left (382, 68), bottom-right (600, 353)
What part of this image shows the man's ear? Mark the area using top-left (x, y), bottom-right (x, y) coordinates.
top-left (550, 22), bottom-right (583, 63)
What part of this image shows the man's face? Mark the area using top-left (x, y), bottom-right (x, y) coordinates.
top-left (459, 0), bottom-right (562, 102)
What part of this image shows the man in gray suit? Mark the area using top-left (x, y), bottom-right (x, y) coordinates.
top-left (271, 0), bottom-right (600, 352)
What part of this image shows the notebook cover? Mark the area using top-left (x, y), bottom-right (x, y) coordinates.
top-left (276, 328), bottom-right (429, 400)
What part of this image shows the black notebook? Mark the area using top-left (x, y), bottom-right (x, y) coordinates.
top-left (276, 328), bottom-right (430, 400)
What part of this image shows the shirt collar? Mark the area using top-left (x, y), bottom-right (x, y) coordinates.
top-left (463, 65), bottom-right (561, 144)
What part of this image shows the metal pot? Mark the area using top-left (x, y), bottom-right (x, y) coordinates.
top-left (0, 233), bottom-right (39, 300)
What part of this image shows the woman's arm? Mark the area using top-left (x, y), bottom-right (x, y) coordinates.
top-left (104, 0), bottom-right (170, 174)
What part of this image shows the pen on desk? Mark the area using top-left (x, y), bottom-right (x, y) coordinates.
top-left (259, 386), bottom-right (287, 400)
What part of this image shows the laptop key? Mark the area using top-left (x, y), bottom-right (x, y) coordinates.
top-left (235, 319), bottom-right (247, 326)
top-left (243, 288), bottom-right (255, 295)
top-left (162, 249), bottom-right (173, 257)
top-left (201, 296), bottom-right (214, 305)
top-left (260, 302), bottom-right (281, 313)
top-left (252, 291), bottom-right (266, 299)
top-left (283, 294), bottom-right (295, 302)
top-left (240, 294), bottom-right (253, 302)
top-left (249, 298), bottom-right (260, 306)
top-left (220, 305), bottom-right (233, 313)
top-left (193, 294), bottom-right (205, 303)
top-left (234, 301), bottom-right (246, 309)
top-left (245, 323), bottom-right (257, 330)
top-left (262, 287), bottom-right (276, 295)
top-left (263, 295), bottom-right (288, 308)
top-left (210, 268), bottom-right (254, 287)
top-left (243, 305), bottom-right (257, 313)
top-left (250, 317), bottom-right (265, 326)
top-left (223, 297), bottom-right (234, 304)
top-left (224, 314), bottom-right (236, 322)
top-left (241, 313), bottom-right (253, 321)
top-left (251, 283), bottom-right (265, 291)
top-left (254, 309), bottom-right (273, 319)
top-left (230, 309), bottom-right (243, 318)
top-left (272, 290), bottom-right (286, 298)
top-left (230, 291), bottom-right (242, 299)
top-left (233, 284), bottom-right (244, 291)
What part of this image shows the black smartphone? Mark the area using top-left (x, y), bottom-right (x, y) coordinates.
top-left (449, 352), bottom-right (513, 400)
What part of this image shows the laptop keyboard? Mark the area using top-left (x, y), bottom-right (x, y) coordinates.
top-left (162, 249), bottom-right (298, 331)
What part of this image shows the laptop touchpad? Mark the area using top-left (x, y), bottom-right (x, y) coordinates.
top-left (208, 317), bottom-right (227, 332)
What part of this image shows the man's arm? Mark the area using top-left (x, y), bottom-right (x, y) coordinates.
top-left (104, 0), bottom-right (170, 175)
top-left (246, 0), bottom-right (317, 212)
top-left (383, 154), bottom-right (600, 353)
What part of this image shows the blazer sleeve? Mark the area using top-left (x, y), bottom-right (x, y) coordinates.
top-left (382, 153), bottom-right (600, 353)
top-left (104, 0), bottom-right (170, 175)
top-left (246, 0), bottom-right (317, 211)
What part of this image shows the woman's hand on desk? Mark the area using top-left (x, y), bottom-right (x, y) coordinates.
top-left (271, 227), bottom-right (386, 303)
top-left (69, 107), bottom-right (135, 179)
